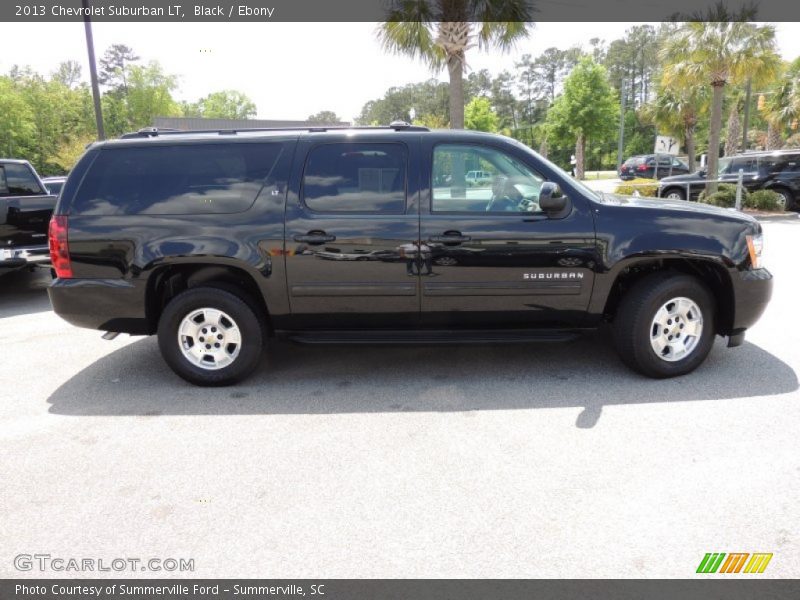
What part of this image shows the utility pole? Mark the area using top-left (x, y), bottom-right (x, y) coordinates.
top-left (83, 0), bottom-right (105, 140)
top-left (741, 78), bottom-right (752, 152)
top-left (616, 80), bottom-right (626, 168)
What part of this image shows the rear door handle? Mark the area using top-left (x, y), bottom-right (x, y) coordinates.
top-left (294, 231), bottom-right (336, 245)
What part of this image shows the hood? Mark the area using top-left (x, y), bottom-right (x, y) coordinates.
top-left (660, 170), bottom-right (704, 183)
top-left (597, 192), bottom-right (757, 223)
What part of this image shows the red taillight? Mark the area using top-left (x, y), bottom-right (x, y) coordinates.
top-left (637, 164), bottom-right (648, 171)
top-left (48, 215), bottom-right (72, 278)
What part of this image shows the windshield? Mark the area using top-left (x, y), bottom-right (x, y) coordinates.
top-left (717, 158), bottom-right (731, 175)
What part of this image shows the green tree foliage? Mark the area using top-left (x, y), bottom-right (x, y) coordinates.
top-left (356, 79), bottom-right (450, 125)
top-left (464, 97), bottom-right (499, 132)
top-left (125, 61), bottom-right (181, 130)
top-left (98, 44), bottom-right (140, 93)
top-left (545, 58), bottom-right (618, 178)
top-left (661, 21), bottom-right (779, 192)
top-left (307, 110), bottom-right (343, 125)
top-left (194, 90), bottom-right (257, 119)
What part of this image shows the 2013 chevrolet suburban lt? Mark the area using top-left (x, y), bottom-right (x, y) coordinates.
top-left (47, 124), bottom-right (773, 386)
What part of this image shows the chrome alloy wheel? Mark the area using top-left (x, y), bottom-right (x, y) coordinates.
top-left (649, 297), bottom-right (703, 362)
top-left (178, 308), bottom-right (242, 370)
top-left (665, 191), bottom-right (684, 200)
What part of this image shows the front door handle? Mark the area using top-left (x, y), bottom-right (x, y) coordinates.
top-left (429, 233), bottom-right (471, 244)
top-left (294, 231), bottom-right (336, 245)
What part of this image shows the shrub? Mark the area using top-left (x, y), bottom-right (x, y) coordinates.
top-left (747, 189), bottom-right (784, 211)
top-left (613, 178), bottom-right (658, 197)
top-left (698, 184), bottom-right (747, 208)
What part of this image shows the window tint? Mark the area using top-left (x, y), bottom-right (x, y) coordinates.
top-left (302, 143), bottom-right (407, 213)
top-left (730, 157), bottom-right (757, 174)
top-left (72, 142), bottom-right (286, 215)
top-left (432, 144), bottom-right (546, 213)
top-left (0, 163), bottom-right (43, 196)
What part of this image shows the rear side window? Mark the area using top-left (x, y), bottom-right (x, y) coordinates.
top-left (302, 142), bottom-right (407, 213)
top-left (0, 163), bottom-right (44, 196)
top-left (72, 142), bottom-right (286, 215)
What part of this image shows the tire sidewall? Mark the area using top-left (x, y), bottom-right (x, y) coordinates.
top-left (157, 287), bottom-right (263, 386)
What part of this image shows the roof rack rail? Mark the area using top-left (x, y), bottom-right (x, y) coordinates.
top-left (119, 123), bottom-right (429, 139)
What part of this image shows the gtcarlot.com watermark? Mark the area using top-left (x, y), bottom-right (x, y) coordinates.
top-left (14, 554), bottom-right (195, 572)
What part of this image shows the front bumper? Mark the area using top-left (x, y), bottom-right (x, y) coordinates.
top-left (730, 268), bottom-right (773, 334)
top-left (48, 277), bottom-right (151, 335)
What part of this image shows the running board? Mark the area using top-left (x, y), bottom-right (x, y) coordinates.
top-left (281, 329), bottom-right (582, 345)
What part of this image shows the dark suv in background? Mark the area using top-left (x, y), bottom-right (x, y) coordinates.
top-left (619, 154), bottom-right (690, 180)
top-left (659, 149), bottom-right (800, 209)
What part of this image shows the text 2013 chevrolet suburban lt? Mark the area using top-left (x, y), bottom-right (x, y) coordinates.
top-left (47, 124), bottom-right (773, 386)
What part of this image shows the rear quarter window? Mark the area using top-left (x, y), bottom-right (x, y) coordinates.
top-left (71, 142), bottom-right (287, 215)
top-left (0, 163), bottom-right (44, 196)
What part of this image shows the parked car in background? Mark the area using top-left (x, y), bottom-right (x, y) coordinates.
top-left (619, 155), bottom-right (690, 180)
top-left (659, 149), bottom-right (800, 209)
top-left (42, 176), bottom-right (67, 197)
top-left (465, 170), bottom-right (492, 185)
top-left (1, 159), bottom-right (56, 272)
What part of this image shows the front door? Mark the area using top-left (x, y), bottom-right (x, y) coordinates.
top-left (420, 141), bottom-right (597, 329)
top-left (284, 137), bottom-right (420, 329)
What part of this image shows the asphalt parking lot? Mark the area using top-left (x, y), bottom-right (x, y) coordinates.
top-left (1, 216), bottom-right (799, 578)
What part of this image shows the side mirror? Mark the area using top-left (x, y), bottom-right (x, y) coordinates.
top-left (539, 182), bottom-right (570, 218)
top-left (698, 169), bottom-right (707, 177)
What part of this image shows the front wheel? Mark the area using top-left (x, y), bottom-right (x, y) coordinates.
top-left (157, 287), bottom-right (264, 386)
top-left (612, 273), bottom-right (715, 378)
top-left (772, 187), bottom-right (795, 212)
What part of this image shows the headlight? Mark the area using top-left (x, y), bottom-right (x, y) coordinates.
top-left (746, 233), bottom-right (763, 269)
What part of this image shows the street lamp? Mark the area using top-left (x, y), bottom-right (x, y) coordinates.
top-left (82, 0), bottom-right (105, 140)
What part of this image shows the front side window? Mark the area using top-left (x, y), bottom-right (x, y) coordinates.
top-left (73, 142), bottom-right (286, 215)
top-left (0, 163), bottom-right (44, 196)
top-left (302, 143), bottom-right (407, 213)
top-left (432, 144), bottom-right (546, 213)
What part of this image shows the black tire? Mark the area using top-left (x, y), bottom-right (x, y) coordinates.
top-left (661, 187), bottom-right (686, 200)
top-left (612, 272), bottom-right (715, 378)
top-left (157, 286), bottom-right (264, 386)
top-left (772, 187), bottom-right (795, 212)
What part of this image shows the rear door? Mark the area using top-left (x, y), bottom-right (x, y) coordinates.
top-left (419, 139), bottom-right (597, 329)
top-left (0, 162), bottom-right (53, 251)
top-left (284, 135), bottom-right (421, 329)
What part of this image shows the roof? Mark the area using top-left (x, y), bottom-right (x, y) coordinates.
top-left (0, 158), bottom-right (31, 164)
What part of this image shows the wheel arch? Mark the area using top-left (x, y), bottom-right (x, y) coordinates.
top-left (145, 262), bottom-right (271, 335)
top-left (601, 256), bottom-right (735, 335)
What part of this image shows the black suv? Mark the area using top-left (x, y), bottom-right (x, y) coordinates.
top-left (659, 149), bottom-right (800, 209)
top-left (48, 125), bottom-right (772, 385)
top-left (619, 154), bottom-right (690, 180)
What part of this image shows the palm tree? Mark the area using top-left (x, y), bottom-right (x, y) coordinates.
top-left (644, 85), bottom-right (708, 172)
top-left (761, 61), bottom-right (800, 150)
top-left (661, 22), bottom-right (779, 193)
top-left (379, 1), bottom-right (531, 129)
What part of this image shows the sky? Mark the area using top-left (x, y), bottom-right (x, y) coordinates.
top-left (1, 22), bottom-right (799, 123)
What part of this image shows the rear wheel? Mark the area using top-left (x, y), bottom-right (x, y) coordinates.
top-left (662, 187), bottom-right (686, 200)
top-left (157, 287), bottom-right (264, 386)
top-left (612, 273), bottom-right (715, 378)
